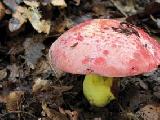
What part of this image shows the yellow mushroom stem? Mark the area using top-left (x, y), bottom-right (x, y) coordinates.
top-left (83, 74), bottom-right (115, 107)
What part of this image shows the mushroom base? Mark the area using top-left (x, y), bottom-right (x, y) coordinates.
top-left (83, 74), bottom-right (115, 107)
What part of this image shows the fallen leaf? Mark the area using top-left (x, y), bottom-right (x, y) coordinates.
top-left (12, 4), bottom-right (51, 33)
top-left (35, 85), bottom-right (72, 106)
top-left (23, 37), bottom-right (45, 69)
top-left (32, 78), bottom-right (49, 92)
top-left (10, 6), bottom-right (27, 32)
top-left (3, 0), bottom-right (18, 12)
top-left (110, 0), bottom-right (136, 16)
top-left (35, 57), bottom-right (52, 74)
top-left (92, 3), bottom-right (106, 17)
top-left (9, 17), bottom-right (24, 32)
top-left (52, 18), bottom-right (74, 34)
top-left (51, 0), bottom-right (67, 7)
top-left (59, 107), bottom-right (79, 120)
top-left (51, 86), bottom-right (73, 94)
top-left (0, 69), bottom-right (7, 80)
top-left (7, 64), bottom-right (19, 81)
top-left (26, 7), bottom-right (51, 34)
top-left (23, 0), bottom-right (40, 7)
top-left (6, 91), bottom-right (24, 112)
top-left (42, 103), bottom-right (68, 120)
top-left (135, 104), bottom-right (160, 120)
top-left (0, 2), bottom-right (5, 20)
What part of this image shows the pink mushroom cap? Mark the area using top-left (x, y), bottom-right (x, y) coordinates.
top-left (49, 19), bottom-right (160, 77)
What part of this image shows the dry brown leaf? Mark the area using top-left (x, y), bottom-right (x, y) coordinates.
top-left (0, 69), bottom-right (7, 80)
top-left (10, 6), bottom-right (27, 32)
top-left (32, 78), bottom-right (49, 92)
top-left (35, 57), bottom-right (52, 75)
top-left (12, 4), bottom-right (50, 33)
top-left (23, 0), bottom-right (40, 7)
top-left (51, 0), bottom-right (67, 7)
top-left (136, 104), bottom-right (160, 120)
top-left (26, 7), bottom-right (51, 34)
top-left (52, 85), bottom-right (73, 94)
top-left (92, 3), bottom-right (106, 17)
top-left (6, 91), bottom-right (24, 112)
top-left (53, 18), bottom-right (74, 33)
top-left (59, 107), bottom-right (79, 120)
top-left (42, 103), bottom-right (68, 120)
top-left (0, 2), bottom-right (5, 20)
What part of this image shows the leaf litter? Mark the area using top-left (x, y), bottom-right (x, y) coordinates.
top-left (23, 37), bottom-right (45, 69)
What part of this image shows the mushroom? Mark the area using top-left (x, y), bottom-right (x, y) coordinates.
top-left (49, 19), bottom-right (160, 107)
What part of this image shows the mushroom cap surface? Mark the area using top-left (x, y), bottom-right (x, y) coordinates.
top-left (49, 19), bottom-right (160, 77)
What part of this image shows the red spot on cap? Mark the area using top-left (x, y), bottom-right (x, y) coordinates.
top-left (95, 57), bottom-right (106, 64)
top-left (103, 50), bottom-right (109, 55)
top-left (82, 58), bottom-right (90, 64)
top-left (77, 33), bottom-right (84, 41)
